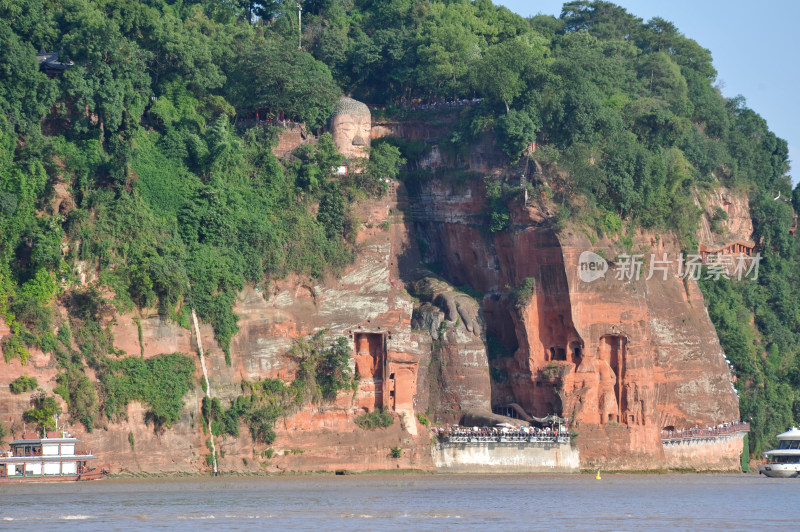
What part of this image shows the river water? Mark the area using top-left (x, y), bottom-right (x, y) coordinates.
top-left (0, 473), bottom-right (797, 530)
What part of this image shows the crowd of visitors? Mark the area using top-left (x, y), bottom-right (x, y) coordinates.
top-left (368, 98), bottom-right (483, 112)
top-left (434, 424), bottom-right (568, 444)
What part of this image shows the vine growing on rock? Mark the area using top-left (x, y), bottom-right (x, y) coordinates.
top-left (99, 354), bottom-right (196, 431)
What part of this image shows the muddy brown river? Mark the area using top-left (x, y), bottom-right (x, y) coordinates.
top-left (0, 473), bottom-right (796, 530)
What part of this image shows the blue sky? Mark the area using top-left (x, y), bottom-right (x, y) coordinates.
top-left (496, 0), bottom-right (799, 183)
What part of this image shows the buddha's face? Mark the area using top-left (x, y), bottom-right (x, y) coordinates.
top-left (331, 112), bottom-right (371, 159)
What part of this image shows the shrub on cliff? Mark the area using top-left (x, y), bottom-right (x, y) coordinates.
top-left (23, 390), bottom-right (61, 433)
top-left (54, 367), bottom-right (98, 431)
top-left (202, 396), bottom-right (243, 439)
top-left (355, 407), bottom-right (394, 430)
top-left (484, 176), bottom-right (511, 233)
top-left (511, 278), bottom-right (536, 310)
top-left (1, 335), bottom-right (29, 365)
top-left (100, 354), bottom-right (195, 431)
top-left (9, 375), bottom-right (37, 394)
top-left (351, 142), bottom-right (406, 197)
top-left (202, 334), bottom-right (355, 443)
top-left (288, 332), bottom-right (355, 403)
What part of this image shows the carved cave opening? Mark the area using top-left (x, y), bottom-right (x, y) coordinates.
top-left (598, 334), bottom-right (627, 425)
top-left (354, 332), bottom-right (386, 410)
top-left (536, 310), bottom-right (582, 419)
top-left (483, 302), bottom-right (520, 412)
top-left (570, 341), bottom-right (582, 365)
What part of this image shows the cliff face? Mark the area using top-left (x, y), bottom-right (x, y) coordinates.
top-left (0, 123), bottom-right (745, 473)
top-left (695, 186), bottom-right (754, 249)
top-left (410, 177), bottom-right (740, 469)
top-left (0, 170), bottom-right (493, 474)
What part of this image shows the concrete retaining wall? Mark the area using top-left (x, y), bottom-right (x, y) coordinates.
top-left (662, 432), bottom-right (745, 471)
top-left (432, 442), bottom-right (579, 473)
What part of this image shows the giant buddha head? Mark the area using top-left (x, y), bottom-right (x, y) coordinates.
top-left (330, 96), bottom-right (371, 159)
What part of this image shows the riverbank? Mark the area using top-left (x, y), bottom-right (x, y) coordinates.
top-left (104, 465), bottom-right (754, 480)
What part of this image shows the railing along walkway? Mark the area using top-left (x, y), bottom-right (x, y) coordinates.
top-left (441, 433), bottom-right (569, 445)
top-left (661, 422), bottom-right (750, 444)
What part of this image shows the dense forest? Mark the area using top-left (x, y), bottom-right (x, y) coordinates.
top-left (0, 0), bottom-right (797, 456)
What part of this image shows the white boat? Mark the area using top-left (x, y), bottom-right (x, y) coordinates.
top-left (758, 427), bottom-right (800, 478)
top-left (0, 431), bottom-right (105, 483)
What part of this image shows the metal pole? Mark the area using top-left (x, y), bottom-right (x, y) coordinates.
top-left (297, 3), bottom-right (302, 50)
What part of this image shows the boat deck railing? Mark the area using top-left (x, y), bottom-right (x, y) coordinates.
top-left (4, 449), bottom-right (94, 458)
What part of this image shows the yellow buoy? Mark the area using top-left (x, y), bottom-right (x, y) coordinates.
top-left (595, 470), bottom-right (601, 480)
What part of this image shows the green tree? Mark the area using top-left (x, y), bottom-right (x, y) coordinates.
top-left (353, 142), bottom-right (406, 196)
top-left (495, 109), bottom-right (539, 160)
top-left (474, 35), bottom-right (547, 113)
top-left (225, 34), bottom-right (340, 128)
top-left (637, 52), bottom-right (692, 117)
top-left (415, 2), bottom-right (484, 100)
top-left (0, 22), bottom-right (57, 132)
top-left (317, 180), bottom-right (347, 239)
top-left (24, 390), bottom-right (61, 433)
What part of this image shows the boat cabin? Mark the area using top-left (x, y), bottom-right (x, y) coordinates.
top-left (0, 432), bottom-right (99, 480)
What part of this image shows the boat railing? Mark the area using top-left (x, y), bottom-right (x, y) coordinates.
top-left (12, 451), bottom-right (43, 457)
top-left (7, 449), bottom-right (93, 457)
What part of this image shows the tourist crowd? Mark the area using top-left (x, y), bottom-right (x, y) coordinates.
top-left (434, 424), bottom-right (568, 444)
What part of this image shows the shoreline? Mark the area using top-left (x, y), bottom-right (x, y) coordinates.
top-left (104, 467), bottom-right (750, 480)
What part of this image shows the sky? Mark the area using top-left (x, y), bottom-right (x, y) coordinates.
top-left (495, 0), bottom-right (800, 183)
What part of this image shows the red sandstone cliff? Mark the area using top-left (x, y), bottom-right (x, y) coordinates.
top-left (410, 176), bottom-right (740, 469)
top-left (0, 180), bottom-right (438, 474)
top-left (0, 124), bottom-right (745, 473)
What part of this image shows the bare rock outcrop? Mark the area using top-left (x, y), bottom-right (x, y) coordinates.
top-left (409, 277), bottom-right (491, 423)
top-left (695, 186), bottom-right (754, 248)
